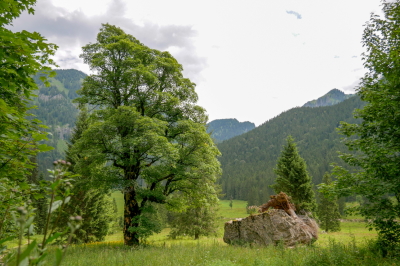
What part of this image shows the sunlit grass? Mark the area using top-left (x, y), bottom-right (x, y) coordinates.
top-left (106, 193), bottom-right (378, 249)
top-left (6, 194), bottom-right (387, 266)
top-left (43, 237), bottom-right (396, 266)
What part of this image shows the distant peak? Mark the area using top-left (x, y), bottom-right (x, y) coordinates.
top-left (303, 89), bottom-right (354, 108)
top-left (207, 119), bottom-right (255, 143)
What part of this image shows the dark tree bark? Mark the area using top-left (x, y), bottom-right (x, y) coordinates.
top-left (123, 187), bottom-right (141, 246)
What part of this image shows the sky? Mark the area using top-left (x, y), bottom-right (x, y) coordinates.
top-left (10, 0), bottom-right (384, 126)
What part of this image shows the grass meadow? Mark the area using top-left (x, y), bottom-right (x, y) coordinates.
top-left (7, 192), bottom-right (399, 265)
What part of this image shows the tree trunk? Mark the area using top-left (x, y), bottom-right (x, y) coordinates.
top-left (123, 187), bottom-right (140, 246)
top-left (194, 232), bottom-right (199, 240)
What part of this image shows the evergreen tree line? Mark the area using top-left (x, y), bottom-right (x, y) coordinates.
top-left (218, 95), bottom-right (365, 205)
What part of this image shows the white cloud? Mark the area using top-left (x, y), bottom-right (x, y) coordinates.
top-left (10, 0), bottom-right (206, 80)
top-left (9, 0), bottom-right (384, 125)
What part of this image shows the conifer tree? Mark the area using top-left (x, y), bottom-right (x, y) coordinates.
top-left (317, 173), bottom-right (341, 232)
top-left (271, 135), bottom-right (317, 213)
top-left (60, 107), bottom-right (113, 243)
top-left (65, 107), bottom-right (89, 167)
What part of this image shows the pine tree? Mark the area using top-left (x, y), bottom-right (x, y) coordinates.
top-left (271, 135), bottom-right (317, 213)
top-left (317, 173), bottom-right (341, 232)
top-left (59, 189), bottom-right (113, 243)
top-left (59, 107), bottom-right (113, 243)
top-left (65, 107), bottom-right (89, 167)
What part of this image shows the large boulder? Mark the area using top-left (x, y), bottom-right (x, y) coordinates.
top-left (223, 209), bottom-right (318, 247)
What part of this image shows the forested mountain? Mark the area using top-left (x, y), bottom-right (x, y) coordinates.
top-left (303, 89), bottom-right (354, 107)
top-left (207, 119), bottom-right (255, 143)
top-left (30, 69), bottom-right (86, 176)
top-left (218, 95), bottom-right (365, 205)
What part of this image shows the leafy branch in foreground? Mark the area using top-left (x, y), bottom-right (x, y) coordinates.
top-left (0, 161), bottom-right (81, 266)
top-left (320, 0), bottom-right (400, 256)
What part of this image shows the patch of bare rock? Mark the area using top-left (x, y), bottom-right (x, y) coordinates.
top-left (223, 209), bottom-right (318, 247)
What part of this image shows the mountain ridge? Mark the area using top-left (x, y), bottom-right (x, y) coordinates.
top-left (31, 69), bottom-right (87, 176)
top-left (303, 88), bottom-right (354, 108)
top-left (217, 95), bottom-right (364, 205)
top-left (207, 118), bottom-right (255, 143)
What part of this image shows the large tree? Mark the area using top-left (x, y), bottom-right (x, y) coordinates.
top-left (322, 0), bottom-right (400, 254)
top-left (271, 135), bottom-right (317, 213)
top-left (72, 24), bottom-right (221, 246)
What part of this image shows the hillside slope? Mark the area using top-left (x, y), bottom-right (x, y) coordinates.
top-left (303, 89), bottom-right (354, 108)
top-left (31, 69), bottom-right (86, 176)
top-left (217, 96), bottom-right (364, 205)
top-left (207, 119), bottom-right (255, 143)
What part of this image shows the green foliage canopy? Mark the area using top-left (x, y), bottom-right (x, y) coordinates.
top-left (168, 191), bottom-right (219, 240)
top-left (322, 0), bottom-right (400, 253)
top-left (0, 0), bottom-right (57, 180)
top-left (72, 24), bottom-right (221, 246)
top-left (0, 0), bottom-right (57, 239)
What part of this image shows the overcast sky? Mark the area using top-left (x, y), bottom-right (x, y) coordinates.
top-left (11, 0), bottom-right (384, 126)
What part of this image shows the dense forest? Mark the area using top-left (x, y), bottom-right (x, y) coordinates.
top-left (217, 95), bottom-right (365, 205)
top-left (207, 118), bottom-right (255, 143)
top-left (30, 69), bottom-right (86, 176)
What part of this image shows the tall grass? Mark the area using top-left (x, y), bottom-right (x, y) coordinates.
top-left (38, 193), bottom-right (388, 266)
top-left (43, 238), bottom-right (396, 266)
